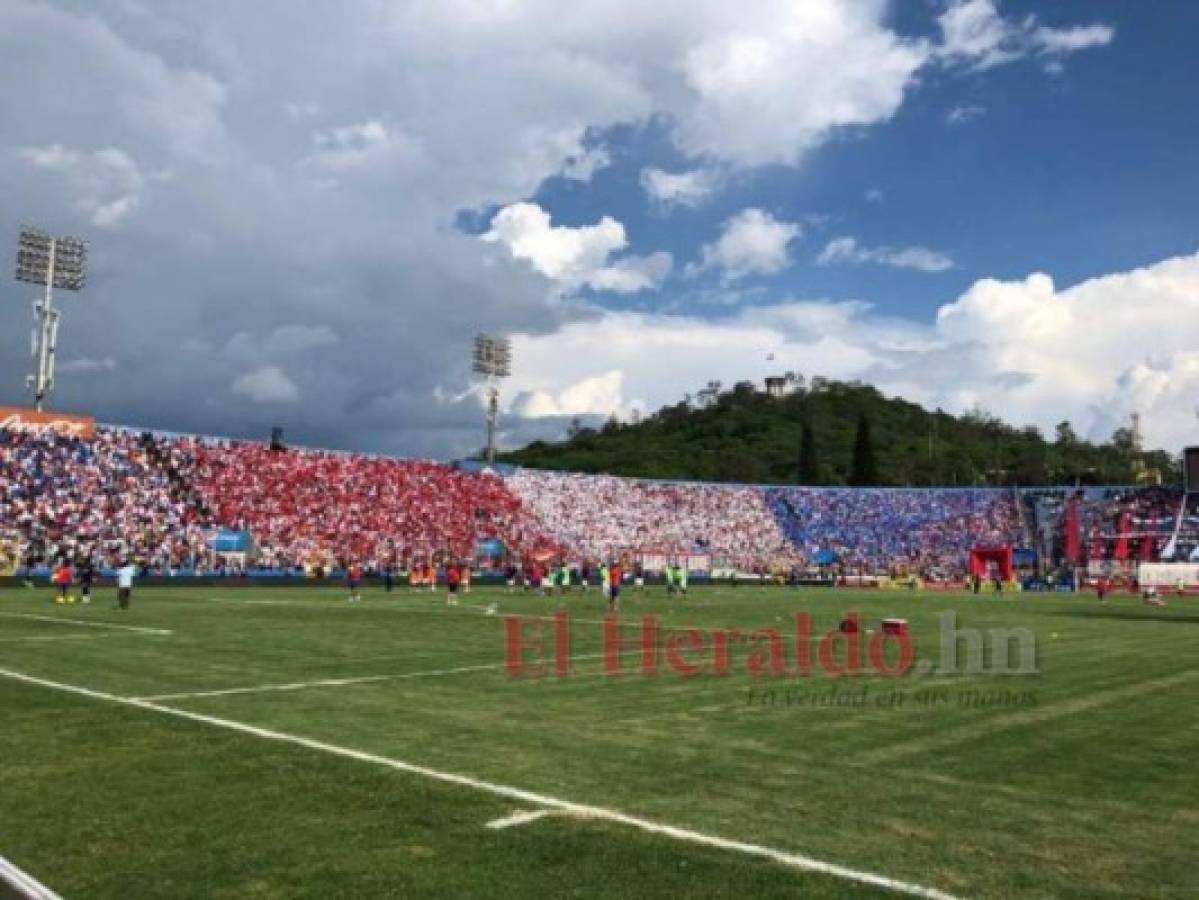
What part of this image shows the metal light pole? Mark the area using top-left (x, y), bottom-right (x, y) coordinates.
top-left (472, 334), bottom-right (511, 464)
top-left (15, 227), bottom-right (88, 411)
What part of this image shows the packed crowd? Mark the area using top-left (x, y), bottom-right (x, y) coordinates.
top-left (3, 424), bottom-right (1190, 576)
top-left (767, 487), bottom-right (1023, 575)
top-left (0, 428), bottom-right (209, 570)
top-left (189, 442), bottom-right (554, 570)
top-left (1171, 493), bottom-right (1199, 561)
top-left (1023, 486), bottom-right (1183, 563)
top-left (507, 470), bottom-right (798, 566)
top-left (1081, 487), bottom-right (1181, 561)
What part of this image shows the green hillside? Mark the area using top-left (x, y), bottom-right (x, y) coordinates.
top-left (501, 378), bottom-right (1178, 486)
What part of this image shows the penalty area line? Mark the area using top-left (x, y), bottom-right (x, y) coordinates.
top-left (0, 852), bottom-right (64, 900)
top-left (0, 666), bottom-right (962, 900)
top-left (133, 661), bottom-right (515, 701)
top-left (132, 649), bottom-right (649, 701)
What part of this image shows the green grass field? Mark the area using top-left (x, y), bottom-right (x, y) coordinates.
top-left (2, 583), bottom-right (1197, 899)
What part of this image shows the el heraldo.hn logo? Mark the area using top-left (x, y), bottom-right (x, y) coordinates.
top-left (503, 611), bottom-right (1038, 679)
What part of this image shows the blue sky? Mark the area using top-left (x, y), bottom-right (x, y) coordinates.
top-left (1, 0), bottom-right (1197, 455)
top-left (518, 0), bottom-right (1199, 322)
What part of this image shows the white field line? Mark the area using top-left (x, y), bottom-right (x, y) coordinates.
top-left (0, 633), bottom-right (142, 644)
top-left (0, 853), bottom-right (64, 900)
top-left (485, 809), bottom-right (555, 830)
top-left (132, 650), bottom-right (647, 701)
top-left (0, 666), bottom-right (963, 900)
top-left (134, 662), bottom-right (515, 701)
top-left (0, 612), bottom-right (172, 636)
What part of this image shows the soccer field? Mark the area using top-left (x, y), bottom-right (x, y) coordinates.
top-left (1, 584), bottom-right (1196, 899)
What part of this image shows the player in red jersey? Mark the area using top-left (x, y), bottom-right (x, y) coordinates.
top-left (607, 561), bottom-right (622, 612)
top-left (346, 561), bottom-right (363, 602)
top-left (445, 561), bottom-right (461, 606)
top-left (52, 560), bottom-right (73, 604)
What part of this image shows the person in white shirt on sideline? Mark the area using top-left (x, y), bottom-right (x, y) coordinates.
top-left (116, 560), bottom-right (137, 610)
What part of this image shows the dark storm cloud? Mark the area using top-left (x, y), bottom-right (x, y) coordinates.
top-left (0, 0), bottom-right (586, 457)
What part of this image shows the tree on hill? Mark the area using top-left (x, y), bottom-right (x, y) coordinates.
top-left (498, 376), bottom-right (1179, 487)
top-left (1054, 420), bottom-right (1078, 448)
top-left (848, 412), bottom-right (878, 486)
top-left (798, 421), bottom-right (819, 484)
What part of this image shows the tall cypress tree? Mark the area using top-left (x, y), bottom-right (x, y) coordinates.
top-left (848, 412), bottom-right (879, 486)
top-left (798, 421), bottom-right (819, 484)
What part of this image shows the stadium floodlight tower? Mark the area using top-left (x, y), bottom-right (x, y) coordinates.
top-left (15, 226), bottom-right (88, 411)
top-left (472, 333), bottom-right (511, 465)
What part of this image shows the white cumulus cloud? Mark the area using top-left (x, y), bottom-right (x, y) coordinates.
top-left (513, 370), bottom-right (628, 418)
top-left (1031, 24), bottom-right (1116, 55)
top-left (690, 208), bottom-right (800, 282)
top-left (818, 236), bottom-right (955, 273)
top-left (376, 0), bottom-right (935, 171)
top-left (0, 0), bottom-right (1126, 458)
top-left (511, 251), bottom-right (1199, 452)
top-left (640, 166), bottom-right (722, 209)
top-left (946, 104), bottom-right (986, 125)
top-left (17, 144), bottom-right (149, 229)
top-left (483, 202), bottom-right (670, 294)
top-left (232, 366), bottom-right (299, 404)
top-left (304, 119), bottom-right (422, 174)
top-left (937, 0), bottom-right (1114, 71)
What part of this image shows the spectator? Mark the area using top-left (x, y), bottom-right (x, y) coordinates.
top-left (767, 487), bottom-right (1022, 576)
top-left (508, 469), bottom-right (798, 566)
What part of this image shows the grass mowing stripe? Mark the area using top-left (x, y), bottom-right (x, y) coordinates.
top-left (206, 595), bottom-right (634, 628)
top-left (855, 668), bottom-right (1199, 765)
top-left (0, 665), bottom-right (964, 900)
top-left (0, 612), bottom-right (172, 636)
top-left (0, 853), bottom-right (64, 900)
top-left (205, 593), bottom-right (764, 630)
top-left (0, 633), bottom-right (164, 644)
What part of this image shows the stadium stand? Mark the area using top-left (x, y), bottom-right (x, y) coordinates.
top-left (1085, 486), bottom-right (1180, 562)
top-left (188, 440), bottom-right (554, 569)
top-left (505, 469), bottom-right (797, 565)
top-left (0, 427), bottom-right (210, 570)
top-left (766, 487), bottom-right (1022, 575)
top-left (1169, 492), bottom-right (1199, 561)
top-left (1023, 486), bottom-right (1183, 564)
top-left (2, 424), bottom-right (1190, 575)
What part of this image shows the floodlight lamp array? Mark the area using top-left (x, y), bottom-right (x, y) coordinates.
top-left (15, 227), bottom-right (88, 290)
top-left (472, 333), bottom-right (512, 378)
